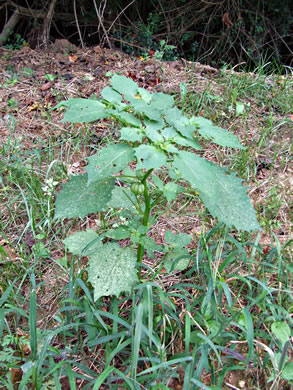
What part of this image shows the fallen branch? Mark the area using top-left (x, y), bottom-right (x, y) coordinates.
top-left (0, 9), bottom-right (21, 46)
top-left (6, 0), bottom-right (88, 23)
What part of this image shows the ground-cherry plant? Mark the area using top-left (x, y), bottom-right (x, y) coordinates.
top-left (54, 74), bottom-right (260, 301)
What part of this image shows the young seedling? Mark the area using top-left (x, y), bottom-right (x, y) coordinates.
top-left (54, 74), bottom-right (260, 301)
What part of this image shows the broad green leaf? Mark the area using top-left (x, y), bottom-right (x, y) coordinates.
top-left (111, 74), bottom-right (138, 100)
top-left (163, 107), bottom-right (189, 124)
top-left (173, 151), bottom-right (260, 231)
top-left (105, 226), bottom-right (131, 240)
top-left (281, 362), bottom-right (293, 381)
top-left (88, 243), bottom-right (138, 300)
top-left (163, 182), bottom-right (184, 202)
top-left (138, 87), bottom-right (152, 103)
top-left (192, 116), bottom-right (244, 149)
top-left (162, 143), bottom-right (179, 154)
top-left (120, 127), bottom-right (143, 143)
top-left (152, 175), bottom-right (164, 190)
top-left (144, 118), bottom-right (165, 131)
top-left (55, 174), bottom-right (115, 219)
top-left (122, 166), bottom-right (136, 177)
top-left (55, 98), bottom-right (108, 123)
top-left (131, 99), bottom-right (161, 121)
top-left (137, 236), bottom-right (163, 259)
top-left (235, 102), bottom-right (245, 117)
top-left (177, 124), bottom-right (197, 140)
top-left (164, 108), bottom-right (195, 139)
top-left (101, 86), bottom-right (122, 104)
top-left (271, 321), bottom-right (291, 347)
top-left (152, 176), bottom-right (184, 201)
top-left (143, 102), bottom-right (162, 121)
top-left (162, 127), bottom-right (177, 139)
top-left (165, 231), bottom-right (192, 248)
top-left (137, 225), bottom-right (149, 235)
top-left (86, 144), bottom-right (134, 183)
top-left (108, 108), bottom-right (141, 127)
top-left (173, 135), bottom-right (202, 150)
top-left (164, 107), bottom-right (185, 127)
top-left (168, 166), bottom-right (182, 180)
top-left (119, 113), bottom-right (142, 128)
top-left (153, 177), bottom-right (184, 200)
top-left (164, 232), bottom-right (192, 271)
top-left (144, 126), bottom-right (164, 142)
top-left (107, 187), bottom-right (137, 211)
top-left (151, 92), bottom-right (175, 110)
top-left (135, 145), bottom-right (167, 169)
top-left (165, 248), bottom-right (191, 272)
top-left (63, 229), bottom-right (102, 256)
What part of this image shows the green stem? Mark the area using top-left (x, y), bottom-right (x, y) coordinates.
top-left (137, 169), bottom-right (153, 278)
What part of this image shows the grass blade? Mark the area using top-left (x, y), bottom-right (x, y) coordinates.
top-left (131, 302), bottom-right (144, 378)
top-left (243, 307), bottom-right (254, 364)
top-left (92, 366), bottom-right (115, 390)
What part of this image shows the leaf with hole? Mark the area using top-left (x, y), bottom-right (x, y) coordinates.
top-left (55, 174), bottom-right (115, 219)
top-left (135, 145), bottom-right (167, 169)
top-left (86, 144), bottom-right (134, 184)
top-left (87, 243), bottom-right (138, 301)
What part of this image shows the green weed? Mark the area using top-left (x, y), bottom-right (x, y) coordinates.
top-left (0, 66), bottom-right (291, 389)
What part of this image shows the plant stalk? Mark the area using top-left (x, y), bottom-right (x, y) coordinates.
top-left (137, 169), bottom-right (153, 278)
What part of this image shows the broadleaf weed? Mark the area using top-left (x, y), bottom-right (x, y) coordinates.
top-left (54, 74), bottom-right (260, 299)
top-left (0, 68), bottom-right (291, 388)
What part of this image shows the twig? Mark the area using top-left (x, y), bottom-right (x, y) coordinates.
top-left (0, 2), bottom-right (8, 12)
top-left (41, 0), bottom-right (57, 47)
top-left (103, 0), bottom-right (136, 44)
top-left (93, 0), bottom-right (111, 48)
top-left (109, 36), bottom-right (147, 52)
top-left (224, 383), bottom-right (242, 390)
top-left (73, 0), bottom-right (84, 48)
